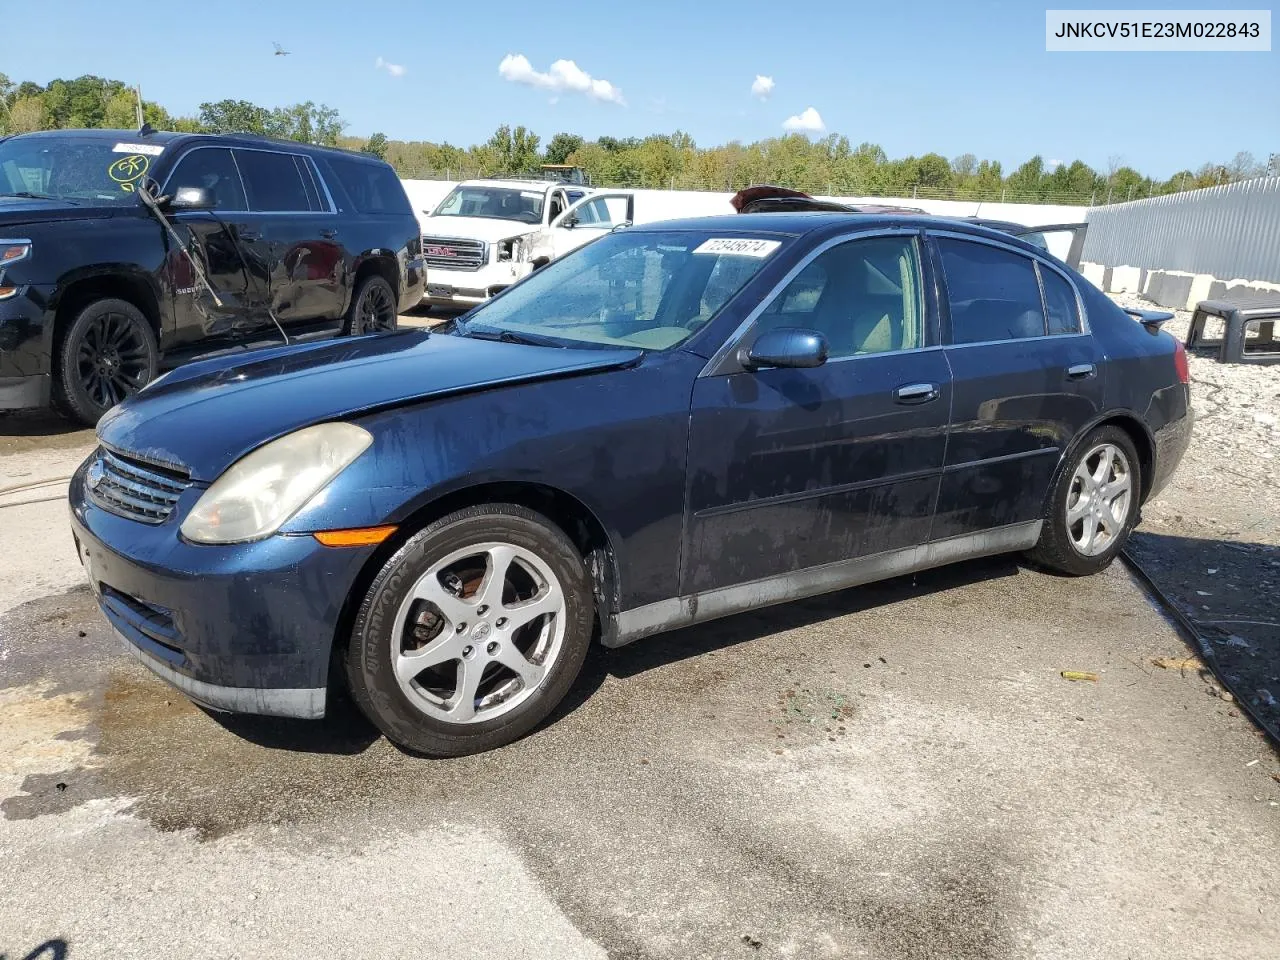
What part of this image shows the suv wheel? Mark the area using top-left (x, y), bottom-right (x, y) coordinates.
top-left (345, 504), bottom-right (594, 756)
top-left (346, 275), bottom-right (398, 335)
top-left (55, 298), bottom-right (159, 426)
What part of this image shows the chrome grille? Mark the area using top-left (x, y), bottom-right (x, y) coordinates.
top-left (88, 449), bottom-right (191, 524)
top-left (421, 236), bottom-right (487, 272)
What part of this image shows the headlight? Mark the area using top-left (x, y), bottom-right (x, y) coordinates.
top-left (0, 239), bottom-right (31, 300)
top-left (497, 236), bottom-right (523, 262)
top-left (181, 423), bottom-right (372, 544)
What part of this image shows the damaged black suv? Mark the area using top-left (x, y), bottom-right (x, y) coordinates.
top-left (0, 128), bottom-right (425, 424)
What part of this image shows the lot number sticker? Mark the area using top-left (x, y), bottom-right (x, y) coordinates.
top-left (113, 142), bottom-right (165, 156)
top-left (693, 238), bottom-right (781, 258)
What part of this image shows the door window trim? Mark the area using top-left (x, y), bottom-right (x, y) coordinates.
top-left (699, 226), bottom-right (935, 378)
top-left (162, 144), bottom-right (337, 215)
top-left (926, 228), bottom-right (1091, 349)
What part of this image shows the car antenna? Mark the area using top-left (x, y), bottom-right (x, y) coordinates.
top-left (138, 121), bottom-right (156, 137)
top-left (135, 178), bottom-right (223, 308)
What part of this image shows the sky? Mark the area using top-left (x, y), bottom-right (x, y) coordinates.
top-left (8, 0), bottom-right (1278, 178)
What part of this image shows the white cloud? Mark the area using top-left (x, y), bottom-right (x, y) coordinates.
top-left (1047, 158), bottom-right (1063, 169)
top-left (751, 75), bottom-right (775, 100)
top-left (375, 56), bottom-right (406, 78)
top-left (498, 53), bottom-right (625, 104)
top-left (782, 107), bottom-right (825, 133)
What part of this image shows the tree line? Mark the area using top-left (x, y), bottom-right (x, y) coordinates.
top-left (3, 73), bottom-right (1272, 206)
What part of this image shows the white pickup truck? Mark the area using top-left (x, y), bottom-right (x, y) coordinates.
top-left (418, 178), bottom-right (635, 308)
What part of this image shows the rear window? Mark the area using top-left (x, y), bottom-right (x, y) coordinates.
top-left (321, 157), bottom-right (411, 215)
top-left (937, 238), bottom-right (1047, 344)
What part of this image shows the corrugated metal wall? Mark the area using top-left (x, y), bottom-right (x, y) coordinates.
top-left (1081, 177), bottom-right (1280, 283)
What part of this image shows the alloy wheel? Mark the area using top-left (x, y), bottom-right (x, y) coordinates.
top-left (1066, 442), bottom-right (1133, 557)
top-left (75, 311), bottom-right (151, 409)
top-left (357, 282), bottom-right (397, 333)
top-left (390, 541), bottom-right (567, 724)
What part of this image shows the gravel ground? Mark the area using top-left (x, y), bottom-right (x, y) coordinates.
top-left (1109, 292), bottom-right (1280, 739)
top-left (1, 300), bottom-right (1278, 959)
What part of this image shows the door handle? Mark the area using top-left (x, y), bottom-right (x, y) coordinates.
top-left (894, 382), bottom-right (939, 404)
top-left (320, 228), bottom-right (338, 240)
top-left (235, 224), bottom-right (261, 241)
top-left (1067, 363), bottom-right (1096, 380)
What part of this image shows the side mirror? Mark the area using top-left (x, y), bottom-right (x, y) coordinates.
top-left (561, 215), bottom-right (578, 229)
top-left (168, 186), bottom-right (215, 211)
top-left (741, 328), bottom-right (828, 370)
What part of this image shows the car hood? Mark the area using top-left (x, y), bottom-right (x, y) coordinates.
top-left (0, 196), bottom-right (121, 224)
top-left (96, 330), bottom-right (642, 481)
top-left (420, 216), bottom-right (541, 242)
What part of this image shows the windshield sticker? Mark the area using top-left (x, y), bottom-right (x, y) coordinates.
top-left (113, 142), bottom-right (165, 156)
top-left (108, 154), bottom-right (150, 192)
top-left (693, 238), bottom-right (781, 258)
top-left (520, 191), bottom-right (543, 199)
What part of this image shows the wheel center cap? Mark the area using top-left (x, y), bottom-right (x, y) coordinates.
top-left (470, 621), bottom-right (492, 642)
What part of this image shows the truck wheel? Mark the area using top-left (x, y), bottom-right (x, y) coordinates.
top-left (55, 298), bottom-right (159, 426)
top-left (345, 504), bottom-right (594, 757)
top-left (345, 275), bottom-right (398, 335)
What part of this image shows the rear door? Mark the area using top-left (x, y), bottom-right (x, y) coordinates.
top-left (683, 230), bottom-right (952, 594)
top-left (929, 231), bottom-right (1104, 540)
top-left (234, 148), bottom-right (346, 330)
top-left (160, 146), bottom-right (271, 351)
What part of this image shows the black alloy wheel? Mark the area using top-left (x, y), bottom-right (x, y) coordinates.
top-left (350, 276), bottom-right (398, 335)
top-left (56, 298), bottom-right (159, 426)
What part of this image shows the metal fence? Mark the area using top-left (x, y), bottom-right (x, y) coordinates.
top-left (1081, 176), bottom-right (1280, 284)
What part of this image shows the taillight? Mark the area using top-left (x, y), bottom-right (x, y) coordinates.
top-left (1173, 338), bottom-right (1190, 385)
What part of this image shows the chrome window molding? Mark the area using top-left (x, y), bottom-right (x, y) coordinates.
top-left (926, 227), bottom-right (1091, 338)
top-left (161, 143), bottom-right (338, 216)
top-left (698, 225), bottom-right (927, 378)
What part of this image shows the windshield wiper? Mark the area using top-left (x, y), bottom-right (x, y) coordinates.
top-left (461, 325), bottom-right (564, 348)
top-left (0, 191), bottom-right (79, 205)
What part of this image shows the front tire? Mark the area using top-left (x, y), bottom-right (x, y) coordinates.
top-left (1027, 425), bottom-right (1142, 576)
top-left (345, 504), bottom-right (593, 757)
top-left (55, 298), bottom-right (159, 426)
top-left (345, 274), bottom-right (398, 335)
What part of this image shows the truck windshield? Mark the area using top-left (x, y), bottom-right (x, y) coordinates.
top-left (458, 230), bottom-right (785, 351)
top-left (0, 136), bottom-right (161, 205)
top-left (432, 186), bottom-right (545, 224)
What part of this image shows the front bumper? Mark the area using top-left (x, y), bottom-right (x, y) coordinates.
top-left (0, 283), bottom-right (55, 409)
top-left (68, 456), bottom-right (377, 718)
top-left (422, 262), bottom-right (531, 306)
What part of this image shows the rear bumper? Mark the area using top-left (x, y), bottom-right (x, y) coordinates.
top-left (1149, 407), bottom-right (1193, 501)
top-left (400, 256), bottom-right (426, 313)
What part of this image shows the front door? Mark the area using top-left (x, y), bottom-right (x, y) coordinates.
top-left (682, 231), bottom-right (952, 595)
top-left (928, 232), bottom-right (1105, 539)
top-left (234, 148), bottom-right (346, 329)
top-left (546, 193), bottom-right (635, 260)
top-left (161, 146), bottom-right (270, 353)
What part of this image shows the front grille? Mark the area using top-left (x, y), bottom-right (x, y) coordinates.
top-left (88, 449), bottom-right (191, 524)
top-left (421, 235), bottom-right (487, 272)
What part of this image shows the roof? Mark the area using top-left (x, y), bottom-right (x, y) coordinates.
top-left (459, 178), bottom-right (564, 190)
top-left (1, 128), bottom-right (380, 161)
top-left (631, 211), bottom-right (1054, 252)
top-left (5, 128), bottom-right (189, 145)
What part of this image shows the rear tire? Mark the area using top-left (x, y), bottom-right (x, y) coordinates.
top-left (55, 298), bottom-right (159, 426)
top-left (345, 504), bottom-right (593, 757)
top-left (1027, 425), bottom-right (1142, 576)
top-left (345, 274), bottom-right (398, 335)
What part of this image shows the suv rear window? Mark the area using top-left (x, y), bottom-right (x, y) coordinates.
top-left (320, 157), bottom-right (411, 215)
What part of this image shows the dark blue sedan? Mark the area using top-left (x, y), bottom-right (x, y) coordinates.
top-left (68, 213), bottom-right (1193, 756)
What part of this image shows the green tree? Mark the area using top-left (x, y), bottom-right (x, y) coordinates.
top-left (199, 99), bottom-right (270, 135)
top-left (7, 96), bottom-right (46, 133)
top-left (544, 132), bottom-right (584, 165)
top-left (477, 124), bottom-right (541, 175)
top-left (364, 132), bottom-right (388, 159)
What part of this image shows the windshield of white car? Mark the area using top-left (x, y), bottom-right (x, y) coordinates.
top-left (432, 186), bottom-right (545, 224)
top-left (456, 230), bottom-right (784, 351)
top-left (0, 137), bottom-right (160, 205)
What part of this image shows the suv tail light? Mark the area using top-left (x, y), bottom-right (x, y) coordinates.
top-left (1173, 338), bottom-right (1190, 385)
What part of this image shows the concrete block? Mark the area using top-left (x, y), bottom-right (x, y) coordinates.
top-left (1110, 266), bottom-right (1142, 292)
top-left (1102, 266), bottom-right (1114, 292)
top-left (1186, 274), bottom-right (1215, 310)
top-left (1146, 272), bottom-right (1194, 309)
top-left (1080, 262), bottom-right (1106, 288)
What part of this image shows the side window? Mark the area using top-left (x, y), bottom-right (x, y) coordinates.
top-left (1039, 264), bottom-right (1081, 335)
top-left (548, 191), bottom-right (565, 222)
top-left (233, 150), bottom-right (312, 212)
top-left (574, 198), bottom-right (613, 226)
top-left (937, 238), bottom-right (1047, 344)
top-left (757, 235), bottom-right (925, 358)
top-left (165, 148), bottom-right (246, 212)
top-left (318, 157), bottom-right (409, 215)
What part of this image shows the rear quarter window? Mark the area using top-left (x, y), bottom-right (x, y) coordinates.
top-left (319, 157), bottom-right (412, 215)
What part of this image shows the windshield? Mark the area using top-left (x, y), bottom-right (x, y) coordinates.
top-left (0, 136), bottom-right (162, 205)
top-left (433, 185), bottom-right (545, 224)
top-left (459, 230), bottom-right (784, 350)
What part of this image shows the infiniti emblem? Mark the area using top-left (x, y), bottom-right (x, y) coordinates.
top-left (86, 459), bottom-right (105, 491)
top-left (470, 621), bottom-right (492, 642)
